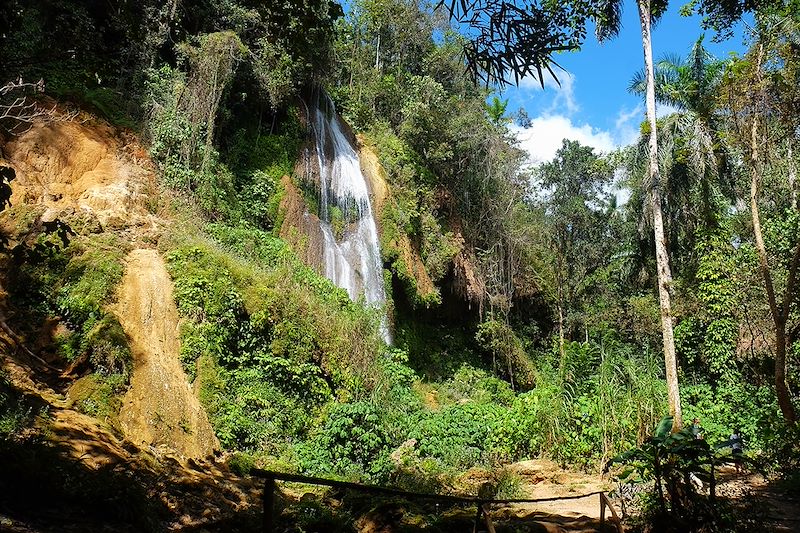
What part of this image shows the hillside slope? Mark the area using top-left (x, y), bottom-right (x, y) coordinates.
top-left (4, 118), bottom-right (155, 230)
top-left (117, 248), bottom-right (218, 460)
top-left (0, 117), bottom-right (258, 530)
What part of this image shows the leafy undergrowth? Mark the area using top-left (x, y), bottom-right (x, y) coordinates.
top-left (157, 222), bottom-right (674, 486)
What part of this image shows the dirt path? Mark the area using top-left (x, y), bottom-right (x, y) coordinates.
top-left (716, 468), bottom-right (800, 532)
top-left (507, 460), bottom-right (613, 519)
top-left (117, 248), bottom-right (218, 460)
top-left (452, 460), bottom-right (617, 532)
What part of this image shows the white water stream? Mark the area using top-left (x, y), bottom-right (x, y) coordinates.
top-left (310, 94), bottom-right (391, 343)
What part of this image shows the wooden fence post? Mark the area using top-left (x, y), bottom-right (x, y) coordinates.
top-left (709, 455), bottom-right (716, 503)
top-left (472, 503), bottom-right (483, 533)
top-left (599, 492), bottom-right (623, 533)
top-left (481, 504), bottom-right (497, 533)
top-left (600, 492), bottom-right (606, 527)
top-left (263, 476), bottom-right (276, 532)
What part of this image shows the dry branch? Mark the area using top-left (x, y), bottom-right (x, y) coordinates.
top-left (0, 78), bottom-right (77, 134)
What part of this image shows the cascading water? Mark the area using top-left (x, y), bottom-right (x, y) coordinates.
top-left (308, 92), bottom-right (391, 343)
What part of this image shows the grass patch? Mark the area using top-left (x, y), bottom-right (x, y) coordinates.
top-left (67, 373), bottom-right (126, 432)
top-left (0, 373), bottom-right (37, 439)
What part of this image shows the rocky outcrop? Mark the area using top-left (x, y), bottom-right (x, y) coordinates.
top-left (3, 119), bottom-right (156, 229)
top-left (358, 139), bottom-right (438, 302)
top-left (278, 174), bottom-right (326, 270)
top-left (116, 249), bottom-right (219, 460)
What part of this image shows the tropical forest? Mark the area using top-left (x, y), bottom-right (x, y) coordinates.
top-left (0, 0), bottom-right (799, 531)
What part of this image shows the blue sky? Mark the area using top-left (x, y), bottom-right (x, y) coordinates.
top-left (503, 5), bottom-right (752, 164)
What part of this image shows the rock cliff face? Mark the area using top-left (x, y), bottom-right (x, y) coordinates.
top-left (116, 249), bottom-right (219, 460)
top-left (3, 119), bottom-right (156, 229)
top-left (357, 139), bottom-right (438, 301)
top-left (1, 118), bottom-right (216, 459)
top-left (278, 173), bottom-right (326, 270)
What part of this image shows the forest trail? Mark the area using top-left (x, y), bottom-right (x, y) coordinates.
top-left (509, 459), bottom-right (611, 519)
top-left (446, 459), bottom-right (618, 532)
top-left (717, 469), bottom-right (800, 532)
top-left (116, 248), bottom-right (218, 460)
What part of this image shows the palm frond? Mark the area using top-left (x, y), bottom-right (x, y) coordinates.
top-left (629, 58), bottom-right (685, 111)
top-left (593, 0), bottom-right (623, 42)
top-left (438, 0), bottom-right (585, 87)
top-left (657, 52), bottom-right (683, 71)
top-left (628, 69), bottom-right (646, 96)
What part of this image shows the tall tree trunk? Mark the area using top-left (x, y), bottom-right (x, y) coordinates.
top-left (789, 142), bottom-right (797, 209)
top-left (557, 297), bottom-right (566, 380)
top-left (375, 31), bottom-right (381, 70)
top-left (750, 134), bottom-right (797, 424)
top-left (748, 43), bottom-right (797, 423)
top-left (555, 250), bottom-right (566, 381)
top-left (638, 0), bottom-right (682, 431)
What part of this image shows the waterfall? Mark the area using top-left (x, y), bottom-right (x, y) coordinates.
top-left (309, 93), bottom-right (391, 343)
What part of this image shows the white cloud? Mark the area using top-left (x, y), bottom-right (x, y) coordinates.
top-left (512, 110), bottom-right (643, 206)
top-left (510, 115), bottom-right (615, 165)
top-left (520, 71), bottom-right (579, 116)
top-left (614, 104), bottom-right (643, 147)
top-left (511, 73), bottom-right (649, 176)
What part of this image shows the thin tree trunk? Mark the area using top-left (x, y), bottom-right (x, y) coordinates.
top-left (748, 44), bottom-right (797, 423)
top-left (558, 298), bottom-right (566, 378)
top-left (638, 0), bottom-right (682, 431)
top-left (201, 61), bottom-right (220, 174)
top-left (375, 31), bottom-right (381, 70)
top-left (789, 142), bottom-right (797, 209)
top-left (555, 249), bottom-right (566, 381)
top-left (750, 144), bottom-right (796, 423)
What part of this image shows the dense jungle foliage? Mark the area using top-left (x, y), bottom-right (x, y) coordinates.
top-left (1, 0), bottom-right (800, 529)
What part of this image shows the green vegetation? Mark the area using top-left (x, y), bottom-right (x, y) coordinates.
top-left (8, 228), bottom-right (129, 355)
top-left (67, 373), bottom-right (126, 429)
top-left (3, 227), bottom-right (133, 432)
top-left (162, 222), bottom-right (383, 454)
top-left (0, 371), bottom-right (35, 439)
top-left (1, 0), bottom-right (799, 530)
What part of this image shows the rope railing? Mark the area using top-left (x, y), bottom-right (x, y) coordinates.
top-left (251, 469), bottom-right (623, 532)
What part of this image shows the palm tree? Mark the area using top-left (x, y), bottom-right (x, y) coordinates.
top-left (629, 39), bottom-right (730, 272)
top-left (439, 0), bottom-right (684, 429)
top-left (593, 0), bottom-right (683, 430)
top-left (630, 37), bottom-right (726, 121)
top-left (439, 0), bottom-right (775, 431)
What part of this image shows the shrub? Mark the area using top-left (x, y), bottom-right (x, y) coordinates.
top-left (437, 364), bottom-right (515, 407)
top-left (762, 422), bottom-right (800, 494)
top-left (57, 234), bottom-right (128, 325)
top-left (227, 451), bottom-right (256, 475)
top-left (67, 373), bottom-right (127, 430)
top-left (492, 467), bottom-right (523, 499)
top-left (144, 64), bottom-right (239, 221)
top-left (12, 232), bottom-right (131, 380)
top-left (411, 402), bottom-right (504, 470)
top-left (681, 378), bottom-right (780, 452)
top-left (475, 319), bottom-right (536, 389)
top-left (299, 401), bottom-right (393, 480)
top-left (212, 367), bottom-right (319, 451)
top-left (224, 114), bottom-right (302, 230)
top-left (164, 224), bottom-right (385, 456)
top-left (83, 315), bottom-right (132, 377)
top-left (0, 373), bottom-right (35, 439)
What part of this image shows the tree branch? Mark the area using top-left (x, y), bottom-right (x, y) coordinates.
top-left (0, 78), bottom-right (77, 134)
